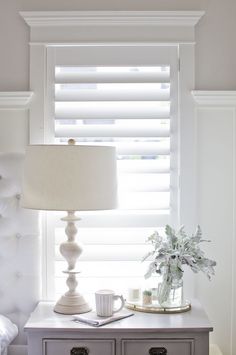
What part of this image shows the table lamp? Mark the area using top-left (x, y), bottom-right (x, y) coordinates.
top-left (21, 140), bottom-right (117, 314)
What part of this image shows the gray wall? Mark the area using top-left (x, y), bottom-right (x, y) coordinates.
top-left (0, 0), bottom-right (235, 91)
top-left (0, 2), bottom-right (235, 354)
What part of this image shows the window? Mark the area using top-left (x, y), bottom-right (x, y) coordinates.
top-left (44, 45), bottom-right (179, 300)
top-left (22, 10), bottom-right (200, 302)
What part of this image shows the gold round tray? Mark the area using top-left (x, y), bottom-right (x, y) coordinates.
top-left (125, 300), bottom-right (191, 314)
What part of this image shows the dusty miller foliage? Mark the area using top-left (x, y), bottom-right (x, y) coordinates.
top-left (142, 225), bottom-right (217, 305)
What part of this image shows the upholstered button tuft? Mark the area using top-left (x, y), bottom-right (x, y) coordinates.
top-left (15, 233), bottom-right (22, 239)
top-left (15, 194), bottom-right (21, 200)
top-left (13, 305), bottom-right (20, 314)
top-left (15, 271), bottom-right (23, 279)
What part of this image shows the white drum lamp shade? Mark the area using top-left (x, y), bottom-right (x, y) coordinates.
top-left (22, 144), bottom-right (117, 211)
top-left (21, 144), bottom-right (117, 315)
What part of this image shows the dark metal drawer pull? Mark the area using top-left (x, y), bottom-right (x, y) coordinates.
top-left (71, 347), bottom-right (89, 355)
top-left (149, 347), bottom-right (167, 355)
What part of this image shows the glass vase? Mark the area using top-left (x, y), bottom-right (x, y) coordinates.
top-left (158, 278), bottom-right (184, 308)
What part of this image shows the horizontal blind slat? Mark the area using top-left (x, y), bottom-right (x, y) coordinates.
top-left (55, 261), bottom-right (150, 278)
top-left (118, 191), bottom-right (169, 210)
top-left (49, 211), bottom-right (170, 228)
top-left (55, 101), bottom-right (170, 120)
top-left (55, 227), bottom-right (163, 245)
top-left (55, 244), bottom-right (151, 261)
top-left (56, 141), bottom-right (169, 156)
top-left (55, 71), bottom-right (170, 84)
top-left (55, 85), bottom-right (170, 102)
top-left (117, 159), bottom-right (170, 173)
top-left (55, 124), bottom-right (170, 138)
top-left (119, 173), bottom-right (169, 192)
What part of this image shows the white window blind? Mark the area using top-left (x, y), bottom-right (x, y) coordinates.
top-left (45, 46), bottom-right (179, 300)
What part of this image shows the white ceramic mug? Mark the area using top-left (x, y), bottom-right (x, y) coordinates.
top-left (95, 289), bottom-right (125, 317)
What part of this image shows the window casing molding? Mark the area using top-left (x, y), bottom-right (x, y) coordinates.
top-left (20, 11), bottom-right (204, 28)
top-left (21, 10), bottom-right (203, 300)
top-left (20, 10), bottom-right (204, 46)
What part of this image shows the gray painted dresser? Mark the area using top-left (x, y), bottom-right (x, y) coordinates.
top-left (25, 301), bottom-right (213, 355)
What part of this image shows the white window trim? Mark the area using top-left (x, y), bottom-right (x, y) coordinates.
top-left (20, 10), bottom-right (204, 27)
top-left (21, 10), bottom-right (204, 299)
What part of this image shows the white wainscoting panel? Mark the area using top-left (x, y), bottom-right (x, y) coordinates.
top-left (193, 91), bottom-right (236, 355)
top-left (0, 92), bottom-right (33, 153)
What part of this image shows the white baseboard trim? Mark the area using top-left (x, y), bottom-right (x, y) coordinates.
top-left (8, 345), bottom-right (27, 355)
top-left (210, 344), bottom-right (223, 355)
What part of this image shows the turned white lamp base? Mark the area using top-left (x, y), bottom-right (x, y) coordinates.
top-left (54, 293), bottom-right (91, 314)
top-left (54, 211), bottom-right (91, 315)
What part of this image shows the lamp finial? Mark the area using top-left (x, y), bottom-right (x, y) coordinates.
top-left (68, 138), bottom-right (76, 145)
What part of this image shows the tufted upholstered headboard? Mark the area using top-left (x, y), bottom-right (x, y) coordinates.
top-left (0, 153), bottom-right (40, 350)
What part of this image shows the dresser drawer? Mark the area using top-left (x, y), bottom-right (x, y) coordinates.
top-left (122, 339), bottom-right (194, 355)
top-left (43, 339), bottom-right (115, 355)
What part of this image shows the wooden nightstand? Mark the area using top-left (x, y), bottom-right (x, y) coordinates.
top-left (25, 300), bottom-right (213, 355)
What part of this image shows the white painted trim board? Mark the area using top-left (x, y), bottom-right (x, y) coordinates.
top-left (192, 90), bottom-right (236, 106)
top-left (0, 92), bottom-right (33, 109)
top-left (20, 11), bottom-right (205, 27)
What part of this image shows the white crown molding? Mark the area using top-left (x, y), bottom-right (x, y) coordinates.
top-left (20, 11), bottom-right (205, 27)
top-left (0, 92), bottom-right (34, 109)
top-left (192, 90), bottom-right (236, 107)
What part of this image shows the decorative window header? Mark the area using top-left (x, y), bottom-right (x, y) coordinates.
top-left (20, 11), bottom-right (204, 27)
top-left (20, 11), bottom-right (204, 44)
